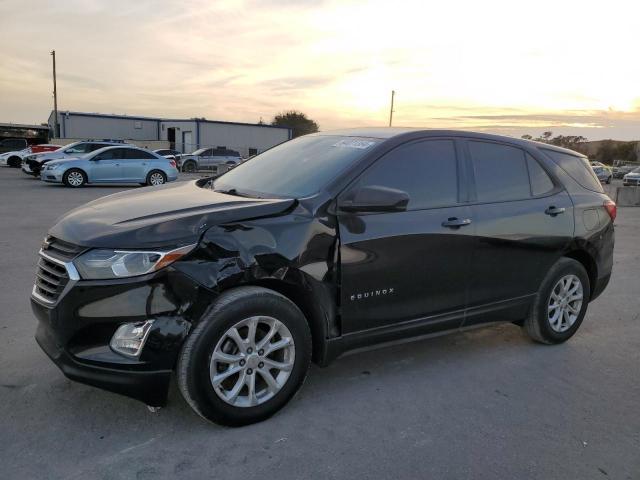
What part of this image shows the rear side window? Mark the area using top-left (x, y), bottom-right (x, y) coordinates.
top-left (542, 149), bottom-right (604, 193)
top-left (469, 141), bottom-right (530, 202)
top-left (354, 139), bottom-right (458, 210)
top-left (526, 154), bottom-right (554, 196)
top-left (125, 149), bottom-right (155, 159)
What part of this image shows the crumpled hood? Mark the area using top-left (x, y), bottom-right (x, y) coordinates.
top-left (49, 180), bottom-right (296, 248)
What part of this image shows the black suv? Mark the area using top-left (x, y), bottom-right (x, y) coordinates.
top-left (31, 129), bottom-right (614, 426)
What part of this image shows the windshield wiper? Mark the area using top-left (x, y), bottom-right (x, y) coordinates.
top-left (214, 188), bottom-right (262, 199)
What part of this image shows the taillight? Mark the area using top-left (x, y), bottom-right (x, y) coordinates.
top-left (603, 199), bottom-right (617, 222)
top-left (169, 160), bottom-right (176, 168)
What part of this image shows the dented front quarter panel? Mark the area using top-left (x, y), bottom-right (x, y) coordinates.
top-left (173, 202), bottom-right (341, 353)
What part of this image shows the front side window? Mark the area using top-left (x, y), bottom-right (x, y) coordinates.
top-left (94, 148), bottom-right (124, 160)
top-left (214, 135), bottom-right (381, 198)
top-left (469, 141), bottom-right (531, 202)
top-left (65, 143), bottom-right (90, 154)
top-left (351, 139), bottom-right (458, 210)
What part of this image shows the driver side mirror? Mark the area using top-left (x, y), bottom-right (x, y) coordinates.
top-left (340, 185), bottom-right (409, 213)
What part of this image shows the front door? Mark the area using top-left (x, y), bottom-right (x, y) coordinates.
top-left (89, 148), bottom-right (124, 182)
top-left (338, 138), bottom-right (474, 334)
top-left (463, 139), bottom-right (574, 323)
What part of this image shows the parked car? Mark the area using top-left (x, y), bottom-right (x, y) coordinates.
top-left (22, 140), bottom-right (128, 177)
top-left (0, 147), bottom-right (31, 167)
top-left (31, 129), bottom-right (614, 426)
top-left (30, 144), bottom-right (62, 154)
top-left (0, 144), bottom-right (62, 168)
top-left (0, 138), bottom-right (28, 154)
top-left (153, 149), bottom-right (181, 161)
top-left (593, 165), bottom-right (612, 184)
top-left (614, 165), bottom-right (636, 179)
top-left (179, 147), bottom-right (242, 173)
top-left (40, 146), bottom-right (179, 187)
top-left (622, 167), bottom-right (640, 186)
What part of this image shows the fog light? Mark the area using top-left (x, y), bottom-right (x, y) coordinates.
top-left (110, 320), bottom-right (154, 357)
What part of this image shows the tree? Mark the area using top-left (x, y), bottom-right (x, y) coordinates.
top-left (271, 111), bottom-right (319, 138)
top-left (521, 134), bottom-right (533, 140)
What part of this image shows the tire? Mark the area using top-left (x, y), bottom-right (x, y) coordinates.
top-left (523, 257), bottom-right (590, 344)
top-left (62, 168), bottom-right (87, 188)
top-left (606, 176), bottom-right (612, 184)
top-left (146, 170), bottom-right (166, 186)
top-left (8, 156), bottom-right (21, 168)
top-left (182, 161), bottom-right (197, 173)
top-left (177, 286), bottom-right (312, 426)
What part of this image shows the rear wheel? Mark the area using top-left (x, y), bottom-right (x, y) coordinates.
top-left (146, 170), bottom-right (166, 186)
top-left (523, 257), bottom-right (590, 344)
top-left (177, 286), bottom-right (312, 426)
top-left (182, 161), bottom-right (197, 173)
top-left (63, 169), bottom-right (87, 187)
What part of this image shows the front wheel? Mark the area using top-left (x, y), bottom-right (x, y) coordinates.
top-left (63, 169), bottom-right (87, 187)
top-left (606, 176), bottom-right (612, 184)
top-left (523, 257), bottom-right (590, 344)
top-left (8, 156), bottom-right (22, 168)
top-left (177, 287), bottom-right (312, 426)
top-left (146, 170), bottom-right (166, 186)
top-left (182, 161), bottom-right (197, 173)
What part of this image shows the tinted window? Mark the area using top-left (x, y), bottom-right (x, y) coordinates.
top-left (542, 149), bottom-right (604, 193)
top-left (469, 141), bottom-right (530, 202)
top-left (124, 149), bottom-right (155, 159)
top-left (214, 135), bottom-right (381, 198)
top-left (94, 148), bottom-right (124, 160)
top-left (353, 140), bottom-right (458, 210)
top-left (526, 154), bottom-right (554, 196)
top-left (90, 143), bottom-right (110, 152)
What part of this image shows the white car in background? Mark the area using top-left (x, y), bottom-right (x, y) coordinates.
top-left (0, 148), bottom-right (31, 167)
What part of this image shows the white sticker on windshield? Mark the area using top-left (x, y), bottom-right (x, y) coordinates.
top-left (332, 139), bottom-right (376, 149)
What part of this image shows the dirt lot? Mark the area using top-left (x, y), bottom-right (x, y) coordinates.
top-left (0, 167), bottom-right (638, 479)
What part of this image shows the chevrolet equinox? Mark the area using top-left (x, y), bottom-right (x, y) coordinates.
top-left (31, 129), bottom-right (615, 426)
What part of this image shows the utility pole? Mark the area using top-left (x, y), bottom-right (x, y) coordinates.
top-left (51, 50), bottom-right (58, 138)
top-left (388, 90), bottom-right (395, 127)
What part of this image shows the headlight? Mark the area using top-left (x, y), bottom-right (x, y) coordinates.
top-left (74, 244), bottom-right (196, 279)
top-left (47, 164), bottom-right (60, 170)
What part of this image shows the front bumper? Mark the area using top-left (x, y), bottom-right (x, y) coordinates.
top-left (31, 263), bottom-right (209, 406)
top-left (41, 169), bottom-right (64, 183)
top-left (22, 160), bottom-right (41, 175)
top-left (623, 178), bottom-right (640, 186)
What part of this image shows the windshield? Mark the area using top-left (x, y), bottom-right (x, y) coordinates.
top-left (192, 148), bottom-right (208, 155)
top-left (213, 135), bottom-right (380, 198)
top-left (632, 167), bottom-right (640, 173)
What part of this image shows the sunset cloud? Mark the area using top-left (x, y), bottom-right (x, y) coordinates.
top-left (1, 0), bottom-right (639, 139)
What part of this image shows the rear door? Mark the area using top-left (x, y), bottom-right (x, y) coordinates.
top-left (463, 139), bottom-right (574, 324)
top-left (122, 149), bottom-right (155, 181)
top-left (338, 138), bottom-right (474, 334)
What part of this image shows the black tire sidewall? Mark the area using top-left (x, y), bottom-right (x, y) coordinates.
top-left (63, 169), bottom-right (86, 187)
top-left (181, 290), bottom-right (311, 426)
top-left (534, 259), bottom-right (591, 343)
top-left (183, 161), bottom-right (196, 173)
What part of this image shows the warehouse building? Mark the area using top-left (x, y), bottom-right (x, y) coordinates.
top-left (47, 111), bottom-right (292, 157)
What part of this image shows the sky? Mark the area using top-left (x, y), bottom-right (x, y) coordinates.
top-left (1, 0), bottom-right (640, 140)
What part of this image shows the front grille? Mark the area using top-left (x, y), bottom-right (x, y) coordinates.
top-left (34, 255), bottom-right (69, 303)
top-left (32, 237), bottom-right (83, 304)
top-left (42, 236), bottom-right (85, 262)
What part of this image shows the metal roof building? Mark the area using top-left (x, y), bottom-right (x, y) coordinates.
top-left (47, 111), bottom-right (292, 157)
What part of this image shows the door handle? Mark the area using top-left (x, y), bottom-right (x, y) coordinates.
top-left (545, 206), bottom-right (566, 216)
top-left (442, 217), bottom-right (472, 228)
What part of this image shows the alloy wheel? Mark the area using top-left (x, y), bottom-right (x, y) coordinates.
top-left (149, 172), bottom-right (165, 185)
top-left (209, 316), bottom-right (295, 408)
top-left (547, 274), bottom-right (584, 333)
top-left (67, 171), bottom-right (84, 186)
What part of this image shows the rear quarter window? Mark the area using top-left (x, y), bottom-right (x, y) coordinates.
top-left (542, 149), bottom-right (604, 193)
